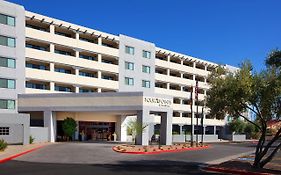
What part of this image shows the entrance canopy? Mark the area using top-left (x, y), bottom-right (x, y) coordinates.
top-left (18, 92), bottom-right (173, 145)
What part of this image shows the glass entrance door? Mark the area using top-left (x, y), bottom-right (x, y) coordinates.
top-left (79, 121), bottom-right (115, 141)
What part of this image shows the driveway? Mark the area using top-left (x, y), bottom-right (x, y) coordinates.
top-left (12, 142), bottom-right (256, 164)
top-left (0, 142), bottom-right (256, 175)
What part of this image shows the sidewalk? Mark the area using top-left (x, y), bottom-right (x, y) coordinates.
top-left (0, 142), bottom-right (51, 163)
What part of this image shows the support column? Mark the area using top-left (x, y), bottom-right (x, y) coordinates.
top-left (75, 32), bottom-right (79, 40)
top-left (160, 110), bottom-right (172, 145)
top-left (74, 85), bottom-right (80, 93)
top-left (136, 110), bottom-right (150, 145)
top-left (179, 124), bottom-right (183, 135)
top-left (50, 44), bottom-right (55, 53)
top-left (75, 121), bottom-right (79, 140)
top-left (50, 82), bottom-right (55, 91)
top-left (50, 24), bottom-right (55, 34)
top-left (167, 82), bottom-right (170, 90)
top-left (50, 62), bottom-right (54, 72)
top-left (167, 69), bottom-right (170, 76)
top-left (98, 37), bottom-right (102, 46)
top-left (167, 55), bottom-right (171, 62)
top-left (180, 72), bottom-right (184, 78)
top-left (214, 126), bottom-right (216, 135)
top-left (116, 116), bottom-right (127, 142)
top-left (97, 88), bottom-right (102, 93)
top-left (44, 110), bottom-right (56, 142)
top-left (98, 71), bottom-right (102, 79)
top-left (98, 54), bottom-right (102, 62)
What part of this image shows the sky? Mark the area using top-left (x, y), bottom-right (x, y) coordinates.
top-left (7, 0), bottom-right (281, 72)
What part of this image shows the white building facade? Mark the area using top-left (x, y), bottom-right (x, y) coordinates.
top-left (1, 1), bottom-right (237, 145)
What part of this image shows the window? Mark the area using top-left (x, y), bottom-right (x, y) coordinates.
top-left (79, 88), bottom-right (95, 93)
top-left (142, 80), bottom-right (150, 88)
top-left (55, 49), bottom-right (71, 56)
top-left (0, 35), bottom-right (16, 47)
top-left (125, 46), bottom-right (134, 55)
top-left (79, 54), bottom-right (96, 61)
top-left (55, 68), bottom-right (71, 74)
top-left (125, 77), bottom-right (134, 86)
top-left (26, 63), bottom-right (47, 70)
top-left (0, 57), bottom-right (15, 68)
top-left (26, 82), bottom-right (47, 90)
top-left (0, 78), bottom-right (15, 89)
top-left (55, 86), bottom-right (71, 92)
top-left (0, 127), bottom-right (9, 135)
top-left (0, 13), bottom-right (15, 26)
top-left (142, 65), bottom-right (151, 73)
top-left (125, 61), bottom-right (134, 70)
top-left (142, 50), bottom-right (151, 59)
top-left (26, 44), bottom-right (47, 51)
top-left (79, 71), bottom-right (96, 78)
top-left (0, 99), bottom-right (15, 109)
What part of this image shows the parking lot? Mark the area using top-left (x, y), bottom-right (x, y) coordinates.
top-left (0, 142), bottom-right (256, 175)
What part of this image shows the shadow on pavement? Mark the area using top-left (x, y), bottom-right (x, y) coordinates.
top-left (0, 160), bottom-right (220, 175)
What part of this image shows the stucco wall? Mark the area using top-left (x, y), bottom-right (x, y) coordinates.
top-left (30, 127), bottom-right (48, 143)
top-left (0, 1), bottom-right (25, 113)
top-left (118, 35), bottom-right (156, 94)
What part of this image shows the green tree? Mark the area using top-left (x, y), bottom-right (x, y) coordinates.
top-left (207, 50), bottom-right (281, 168)
top-left (62, 117), bottom-right (77, 141)
top-left (229, 119), bottom-right (245, 134)
top-left (127, 119), bottom-right (148, 145)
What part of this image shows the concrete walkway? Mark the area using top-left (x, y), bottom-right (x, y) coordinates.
top-left (0, 142), bottom-right (51, 161)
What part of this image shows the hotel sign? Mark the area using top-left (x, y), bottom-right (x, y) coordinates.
top-left (143, 97), bottom-right (172, 107)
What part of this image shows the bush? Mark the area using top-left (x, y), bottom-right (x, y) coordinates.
top-left (0, 139), bottom-right (8, 151)
top-left (29, 136), bottom-right (35, 144)
top-left (229, 119), bottom-right (246, 134)
top-left (62, 117), bottom-right (77, 141)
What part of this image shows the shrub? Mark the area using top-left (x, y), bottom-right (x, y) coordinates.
top-left (0, 139), bottom-right (8, 151)
top-left (29, 136), bottom-right (35, 144)
top-left (62, 117), bottom-right (77, 141)
top-left (229, 119), bottom-right (246, 134)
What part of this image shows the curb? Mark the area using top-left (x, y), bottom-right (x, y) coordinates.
top-left (112, 145), bottom-right (210, 155)
top-left (204, 166), bottom-right (274, 175)
top-left (0, 145), bottom-right (45, 163)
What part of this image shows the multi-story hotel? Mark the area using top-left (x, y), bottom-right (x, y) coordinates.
top-left (0, 1), bottom-right (238, 145)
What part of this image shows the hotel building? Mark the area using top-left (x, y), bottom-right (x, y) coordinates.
top-left (0, 1), bottom-right (237, 145)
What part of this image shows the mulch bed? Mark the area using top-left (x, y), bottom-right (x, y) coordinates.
top-left (112, 143), bottom-right (209, 154)
top-left (206, 154), bottom-right (281, 175)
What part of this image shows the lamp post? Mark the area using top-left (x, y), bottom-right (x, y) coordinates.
top-left (201, 100), bottom-right (205, 146)
top-left (190, 91), bottom-right (194, 147)
top-left (195, 80), bottom-right (199, 147)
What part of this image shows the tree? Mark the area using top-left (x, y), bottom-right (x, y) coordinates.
top-left (229, 119), bottom-right (245, 134)
top-left (207, 50), bottom-right (281, 168)
top-left (62, 117), bottom-right (77, 141)
top-left (127, 119), bottom-right (148, 145)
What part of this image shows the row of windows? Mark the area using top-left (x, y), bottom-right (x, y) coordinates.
top-left (125, 61), bottom-right (151, 73)
top-left (0, 13), bottom-right (15, 26)
top-left (125, 46), bottom-right (151, 59)
top-left (26, 43), bottom-right (47, 51)
top-left (26, 63), bottom-right (47, 70)
top-left (26, 82), bottom-right (48, 90)
top-left (124, 77), bottom-right (151, 88)
top-left (0, 57), bottom-right (15, 68)
top-left (0, 35), bottom-right (16, 47)
top-left (0, 78), bottom-right (15, 89)
top-left (0, 99), bottom-right (15, 109)
top-left (0, 127), bottom-right (9, 136)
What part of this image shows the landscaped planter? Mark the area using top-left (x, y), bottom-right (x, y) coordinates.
top-left (112, 143), bottom-right (210, 154)
top-left (226, 134), bottom-right (246, 141)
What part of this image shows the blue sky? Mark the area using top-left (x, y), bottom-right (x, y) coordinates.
top-left (8, 0), bottom-right (281, 72)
